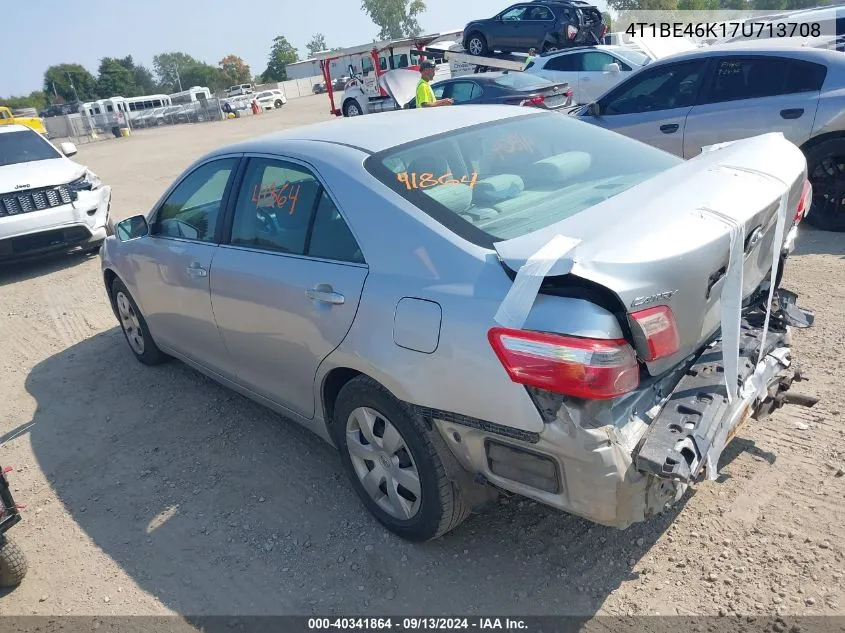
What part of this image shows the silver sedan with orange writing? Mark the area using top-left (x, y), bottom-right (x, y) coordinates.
top-left (101, 106), bottom-right (815, 541)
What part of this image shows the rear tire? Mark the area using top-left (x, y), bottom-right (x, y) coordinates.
top-left (804, 138), bottom-right (845, 232)
top-left (274, 99), bottom-right (284, 108)
top-left (110, 278), bottom-right (168, 366)
top-left (0, 536), bottom-right (27, 588)
top-left (542, 42), bottom-right (559, 53)
top-left (333, 376), bottom-right (471, 542)
top-left (467, 33), bottom-right (488, 56)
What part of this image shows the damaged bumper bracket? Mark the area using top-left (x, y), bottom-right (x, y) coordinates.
top-left (634, 307), bottom-right (814, 484)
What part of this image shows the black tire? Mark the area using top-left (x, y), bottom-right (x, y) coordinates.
top-left (110, 278), bottom-right (168, 366)
top-left (467, 33), bottom-right (488, 56)
top-left (804, 138), bottom-right (845, 232)
top-left (0, 535), bottom-right (27, 588)
top-left (274, 99), bottom-right (284, 108)
top-left (343, 99), bottom-right (363, 117)
top-left (333, 376), bottom-right (471, 542)
top-left (542, 42), bottom-right (560, 53)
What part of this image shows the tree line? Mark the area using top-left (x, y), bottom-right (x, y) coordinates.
top-left (2, 0), bottom-right (427, 110)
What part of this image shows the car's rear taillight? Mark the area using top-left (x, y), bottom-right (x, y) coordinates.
top-left (794, 179), bottom-right (812, 223)
top-left (567, 25), bottom-right (578, 39)
top-left (488, 327), bottom-right (640, 400)
top-left (519, 95), bottom-right (545, 107)
top-left (629, 305), bottom-right (680, 362)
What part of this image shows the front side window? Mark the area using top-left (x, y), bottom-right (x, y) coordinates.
top-left (581, 51), bottom-right (628, 72)
top-left (603, 60), bottom-right (705, 115)
top-left (230, 159), bottom-right (322, 255)
top-left (152, 158), bottom-right (237, 242)
top-left (501, 6), bottom-right (529, 21)
top-left (365, 112), bottom-right (680, 245)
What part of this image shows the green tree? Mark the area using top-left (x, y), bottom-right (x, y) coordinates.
top-left (306, 33), bottom-right (329, 57)
top-left (182, 62), bottom-right (226, 92)
top-left (218, 55), bottom-right (252, 87)
top-left (153, 52), bottom-right (202, 92)
top-left (261, 36), bottom-right (298, 82)
top-left (1, 91), bottom-right (48, 111)
top-left (97, 57), bottom-right (138, 98)
top-left (133, 64), bottom-right (157, 94)
top-left (602, 11), bottom-right (612, 30)
top-left (43, 64), bottom-right (98, 103)
top-left (361, 0), bottom-right (426, 39)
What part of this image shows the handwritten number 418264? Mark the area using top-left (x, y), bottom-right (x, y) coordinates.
top-left (396, 172), bottom-right (478, 190)
top-left (252, 182), bottom-right (301, 215)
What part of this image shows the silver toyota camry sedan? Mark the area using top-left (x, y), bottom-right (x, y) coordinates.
top-left (101, 106), bottom-right (815, 541)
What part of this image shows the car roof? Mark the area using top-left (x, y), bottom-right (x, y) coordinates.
top-left (665, 41), bottom-right (845, 63)
top-left (0, 124), bottom-right (31, 135)
top-left (215, 106), bottom-right (533, 155)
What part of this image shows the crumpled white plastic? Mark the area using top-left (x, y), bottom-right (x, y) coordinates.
top-left (493, 234), bottom-right (581, 330)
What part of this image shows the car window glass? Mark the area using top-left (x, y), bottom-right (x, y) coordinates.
top-left (433, 84), bottom-right (446, 99)
top-left (546, 53), bottom-right (581, 72)
top-left (501, 6), bottom-right (528, 20)
top-left (230, 158), bottom-right (321, 255)
top-left (704, 57), bottom-right (795, 104)
top-left (152, 158), bottom-right (236, 242)
top-left (527, 6), bottom-right (553, 20)
top-left (307, 190), bottom-right (365, 264)
top-left (581, 51), bottom-right (617, 72)
top-left (451, 82), bottom-right (480, 103)
top-left (604, 61), bottom-right (704, 115)
top-left (784, 59), bottom-right (827, 93)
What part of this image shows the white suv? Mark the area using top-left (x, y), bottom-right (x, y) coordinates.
top-left (0, 124), bottom-right (111, 261)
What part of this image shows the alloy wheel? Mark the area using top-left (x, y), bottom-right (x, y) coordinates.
top-left (468, 38), bottom-right (484, 55)
top-left (345, 407), bottom-right (422, 520)
top-left (809, 154), bottom-right (845, 223)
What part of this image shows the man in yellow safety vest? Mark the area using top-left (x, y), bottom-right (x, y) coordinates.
top-left (416, 60), bottom-right (453, 108)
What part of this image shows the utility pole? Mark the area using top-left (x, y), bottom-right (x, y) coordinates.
top-left (172, 64), bottom-right (183, 92)
top-left (65, 71), bottom-right (80, 103)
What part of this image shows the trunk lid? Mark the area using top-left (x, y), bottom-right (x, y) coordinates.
top-left (493, 133), bottom-right (806, 375)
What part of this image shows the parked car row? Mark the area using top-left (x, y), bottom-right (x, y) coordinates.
top-left (132, 101), bottom-right (214, 128)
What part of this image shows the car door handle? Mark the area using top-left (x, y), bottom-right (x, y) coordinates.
top-left (186, 263), bottom-right (208, 278)
top-left (581, 76), bottom-right (590, 81)
top-left (306, 288), bottom-right (345, 305)
top-left (660, 123), bottom-right (679, 134)
top-left (780, 108), bottom-right (804, 120)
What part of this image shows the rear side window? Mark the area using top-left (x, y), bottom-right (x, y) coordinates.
top-left (364, 112), bottom-right (680, 246)
top-left (703, 56), bottom-right (827, 104)
top-left (604, 60), bottom-right (705, 114)
top-left (545, 53), bottom-right (581, 72)
top-left (230, 159), bottom-right (322, 255)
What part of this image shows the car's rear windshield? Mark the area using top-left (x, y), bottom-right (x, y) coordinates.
top-left (0, 130), bottom-right (60, 167)
top-left (364, 112), bottom-right (680, 246)
top-left (492, 73), bottom-right (550, 90)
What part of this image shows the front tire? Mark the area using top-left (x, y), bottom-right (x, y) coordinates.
top-left (343, 99), bottom-right (363, 117)
top-left (805, 138), bottom-right (845, 232)
top-left (110, 278), bottom-right (168, 366)
top-left (467, 33), bottom-right (488, 56)
top-left (0, 536), bottom-right (27, 588)
top-left (333, 376), bottom-right (470, 541)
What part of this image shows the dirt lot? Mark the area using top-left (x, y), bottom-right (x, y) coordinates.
top-left (0, 94), bottom-right (843, 617)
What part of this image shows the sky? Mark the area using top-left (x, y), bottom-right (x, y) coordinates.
top-left (2, 0), bottom-right (605, 96)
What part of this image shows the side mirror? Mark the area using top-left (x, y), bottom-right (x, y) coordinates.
top-left (588, 102), bottom-right (602, 116)
top-left (60, 142), bottom-right (78, 157)
top-left (604, 63), bottom-right (621, 74)
top-left (115, 215), bottom-right (149, 242)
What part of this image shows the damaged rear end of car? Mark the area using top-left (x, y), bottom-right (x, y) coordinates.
top-left (481, 132), bottom-right (817, 527)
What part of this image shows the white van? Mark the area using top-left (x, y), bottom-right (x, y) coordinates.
top-left (226, 84), bottom-right (253, 97)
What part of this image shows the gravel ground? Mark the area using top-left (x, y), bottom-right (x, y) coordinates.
top-left (0, 95), bottom-right (843, 617)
